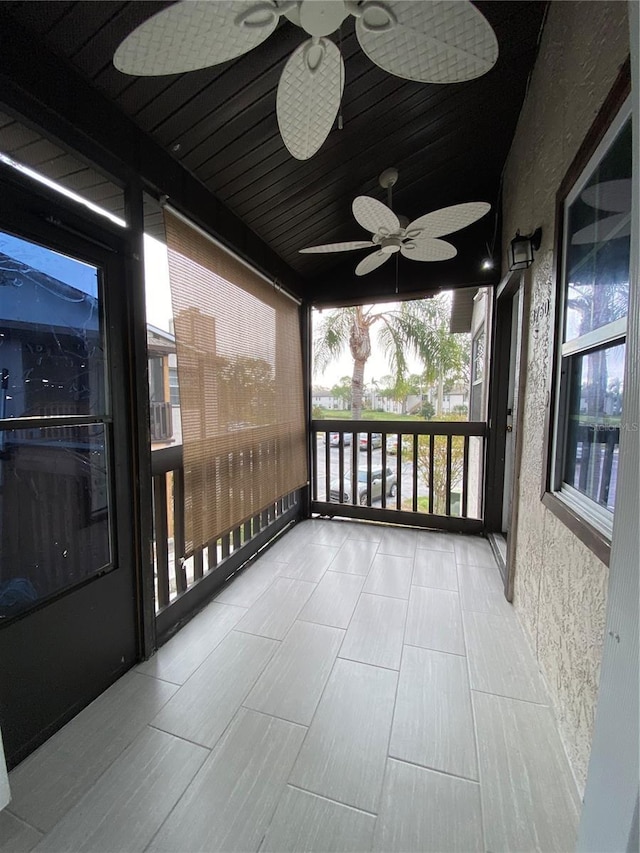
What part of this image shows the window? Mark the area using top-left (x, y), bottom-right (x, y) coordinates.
top-left (550, 99), bottom-right (631, 542)
top-left (168, 364), bottom-right (180, 406)
top-left (0, 229), bottom-right (112, 617)
top-left (148, 356), bottom-right (164, 403)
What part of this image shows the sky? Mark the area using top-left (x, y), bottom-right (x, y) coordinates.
top-left (144, 233), bottom-right (173, 331)
top-left (0, 231), bottom-right (98, 297)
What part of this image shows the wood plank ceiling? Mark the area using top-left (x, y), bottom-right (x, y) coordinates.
top-left (0, 1), bottom-right (547, 304)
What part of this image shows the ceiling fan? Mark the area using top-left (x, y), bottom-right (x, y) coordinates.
top-left (299, 168), bottom-right (491, 275)
top-left (113, 1), bottom-right (499, 161)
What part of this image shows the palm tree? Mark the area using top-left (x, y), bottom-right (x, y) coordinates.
top-left (314, 296), bottom-right (462, 419)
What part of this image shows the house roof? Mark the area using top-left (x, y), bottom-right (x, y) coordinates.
top-left (146, 324), bottom-right (176, 356)
top-left (0, 1), bottom-right (547, 306)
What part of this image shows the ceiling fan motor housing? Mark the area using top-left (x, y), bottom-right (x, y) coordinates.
top-left (380, 236), bottom-right (402, 254)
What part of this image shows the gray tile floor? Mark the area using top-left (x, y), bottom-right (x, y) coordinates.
top-left (1, 519), bottom-right (581, 853)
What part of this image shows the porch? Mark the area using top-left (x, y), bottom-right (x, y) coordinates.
top-left (2, 518), bottom-right (579, 853)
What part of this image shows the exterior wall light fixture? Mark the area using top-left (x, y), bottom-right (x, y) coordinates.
top-left (509, 227), bottom-right (542, 270)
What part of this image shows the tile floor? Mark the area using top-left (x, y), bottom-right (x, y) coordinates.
top-left (1, 519), bottom-right (581, 853)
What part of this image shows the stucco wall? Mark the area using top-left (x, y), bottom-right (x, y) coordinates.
top-left (501, 0), bottom-right (629, 793)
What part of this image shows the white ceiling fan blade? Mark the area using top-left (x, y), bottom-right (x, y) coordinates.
top-left (401, 238), bottom-right (457, 261)
top-left (571, 213), bottom-right (631, 245)
top-left (114, 1), bottom-right (280, 76)
top-left (352, 196), bottom-right (400, 235)
top-left (277, 38), bottom-right (344, 160)
top-left (355, 0), bottom-right (498, 84)
top-left (581, 179), bottom-right (632, 213)
top-left (299, 240), bottom-right (375, 254)
top-left (355, 250), bottom-right (392, 276)
top-left (406, 202), bottom-right (491, 239)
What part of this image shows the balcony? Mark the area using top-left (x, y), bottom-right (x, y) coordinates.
top-left (149, 401), bottom-right (173, 443)
top-left (4, 518), bottom-right (579, 852)
top-left (149, 418), bottom-right (486, 640)
top-left (312, 419), bottom-right (486, 532)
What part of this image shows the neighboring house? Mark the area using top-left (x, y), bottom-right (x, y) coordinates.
top-left (146, 323), bottom-right (180, 446)
top-left (422, 385), bottom-right (469, 415)
top-left (375, 395), bottom-right (402, 414)
top-left (312, 388), bottom-right (349, 410)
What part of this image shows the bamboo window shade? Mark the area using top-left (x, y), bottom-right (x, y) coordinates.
top-left (163, 210), bottom-right (308, 553)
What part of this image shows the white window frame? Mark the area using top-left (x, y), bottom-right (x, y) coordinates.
top-left (551, 97), bottom-right (632, 540)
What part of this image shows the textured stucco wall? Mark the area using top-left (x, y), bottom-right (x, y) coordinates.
top-left (501, 0), bottom-right (629, 794)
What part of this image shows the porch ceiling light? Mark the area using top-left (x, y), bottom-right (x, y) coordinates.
top-left (509, 228), bottom-right (542, 271)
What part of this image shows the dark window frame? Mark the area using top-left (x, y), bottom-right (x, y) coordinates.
top-left (542, 61), bottom-right (631, 566)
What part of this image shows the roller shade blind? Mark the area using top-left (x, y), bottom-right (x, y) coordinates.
top-left (163, 209), bottom-right (307, 553)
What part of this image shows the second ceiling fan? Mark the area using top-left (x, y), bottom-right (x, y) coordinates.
top-left (299, 168), bottom-right (491, 275)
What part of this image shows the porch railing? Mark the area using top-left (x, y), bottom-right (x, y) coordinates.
top-left (311, 418), bottom-right (486, 533)
top-left (151, 444), bottom-right (301, 640)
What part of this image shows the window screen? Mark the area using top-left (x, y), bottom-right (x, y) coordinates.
top-left (163, 209), bottom-right (307, 552)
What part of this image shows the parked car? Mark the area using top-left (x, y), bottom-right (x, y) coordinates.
top-left (329, 467), bottom-right (397, 505)
top-left (359, 432), bottom-right (382, 449)
top-left (329, 431), bottom-right (352, 446)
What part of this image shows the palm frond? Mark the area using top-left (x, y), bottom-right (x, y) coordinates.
top-left (376, 299), bottom-right (447, 385)
top-left (313, 308), bottom-right (356, 374)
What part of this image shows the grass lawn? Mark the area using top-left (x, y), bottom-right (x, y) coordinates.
top-left (401, 495), bottom-right (461, 515)
top-left (315, 408), bottom-right (424, 422)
